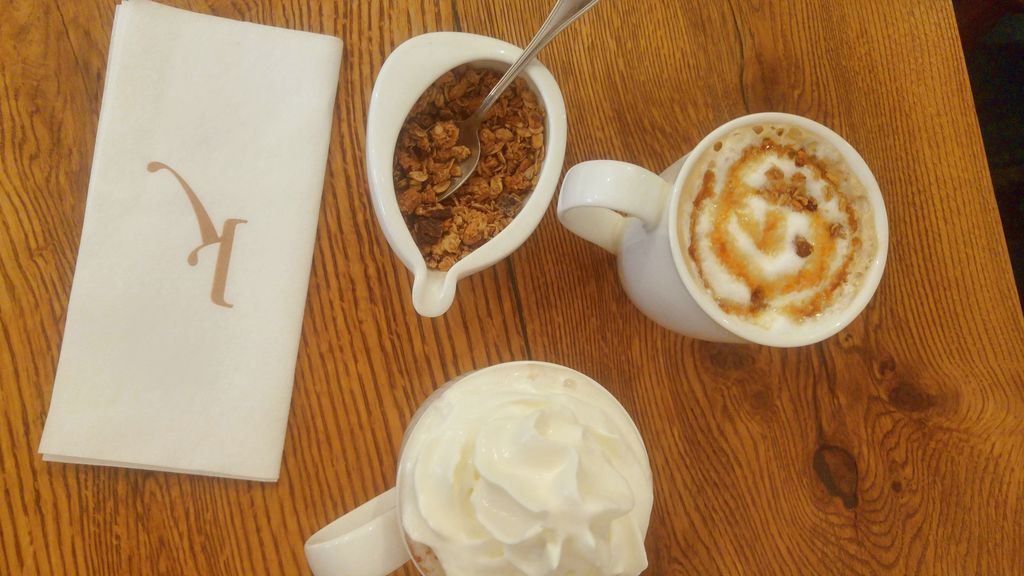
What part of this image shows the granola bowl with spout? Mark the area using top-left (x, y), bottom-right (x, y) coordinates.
top-left (366, 32), bottom-right (567, 317)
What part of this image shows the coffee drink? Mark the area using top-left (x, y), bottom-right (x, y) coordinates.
top-left (397, 363), bottom-right (653, 576)
top-left (678, 122), bottom-right (878, 332)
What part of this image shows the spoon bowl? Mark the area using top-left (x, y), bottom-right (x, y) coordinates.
top-left (436, 0), bottom-right (600, 202)
top-left (442, 114), bottom-right (483, 201)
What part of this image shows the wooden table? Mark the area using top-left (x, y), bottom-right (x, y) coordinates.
top-left (3, 1), bottom-right (1022, 574)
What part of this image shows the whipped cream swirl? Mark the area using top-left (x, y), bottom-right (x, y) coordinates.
top-left (399, 363), bottom-right (653, 576)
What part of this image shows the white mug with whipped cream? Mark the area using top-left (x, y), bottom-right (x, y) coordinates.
top-left (558, 112), bottom-right (889, 347)
top-left (304, 361), bottom-right (654, 576)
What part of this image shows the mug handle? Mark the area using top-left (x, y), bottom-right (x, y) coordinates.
top-left (305, 488), bottom-right (410, 576)
top-left (557, 160), bottom-right (671, 254)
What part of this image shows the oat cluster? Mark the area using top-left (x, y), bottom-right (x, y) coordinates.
top-left (759, 145), bottom-right (850, 243)
top-left (763, 164), bottom-right (819, 213)
top-left (393, 65), bottom-right (546, 270)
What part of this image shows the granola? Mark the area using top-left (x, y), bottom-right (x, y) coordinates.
top-left (393, 65), bottom-right (546, 270)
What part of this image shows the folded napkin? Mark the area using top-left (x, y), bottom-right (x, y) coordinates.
top-left (38, 0), bottom-right (342, 481)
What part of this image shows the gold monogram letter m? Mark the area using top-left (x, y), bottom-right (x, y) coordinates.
top-left (147, 162), bottom-right (247, 308)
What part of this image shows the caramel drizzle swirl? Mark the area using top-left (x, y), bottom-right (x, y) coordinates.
top-left (688, 138), bottom-right (862, 320)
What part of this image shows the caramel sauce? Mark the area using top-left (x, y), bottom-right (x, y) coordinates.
top-left (736, 205), bottom-right (787, 255)
top-left (688, 137), bottom-right (863, 321)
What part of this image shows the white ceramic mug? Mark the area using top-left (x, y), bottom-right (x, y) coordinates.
top-left (367, 32), bottom-right (567, 318)
top-left (557, 112), bottom-right (889, 347)
top-left (304, 361), bottom-right (652, 576)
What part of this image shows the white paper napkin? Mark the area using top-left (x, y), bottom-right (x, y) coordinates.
top-left (38, 0), bottom-right (342, 481)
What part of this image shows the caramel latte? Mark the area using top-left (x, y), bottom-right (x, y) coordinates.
top-left (679, 123), bottom-right (878, 331)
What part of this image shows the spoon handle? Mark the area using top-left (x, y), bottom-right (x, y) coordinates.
top-left (474, 0), bottom-right (601, 118)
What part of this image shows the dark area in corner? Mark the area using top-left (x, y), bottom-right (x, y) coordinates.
top-left (959, 6), bottom-right (1024, 304)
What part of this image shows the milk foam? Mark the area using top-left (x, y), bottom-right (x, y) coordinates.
top-left (399, 364), bottom-right (653, 576)
top-left (679, 123), bottom-right (877, 334)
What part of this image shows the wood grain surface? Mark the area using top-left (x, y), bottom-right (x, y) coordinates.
top-left (2, 0), bottom-right (1023, 574)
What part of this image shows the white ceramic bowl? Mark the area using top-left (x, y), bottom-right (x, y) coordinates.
top-left (366, 32), bottom-right (568, 317)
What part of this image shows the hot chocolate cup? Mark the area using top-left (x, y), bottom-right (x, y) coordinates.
top-left (305, 361), bottom-right (654, 576)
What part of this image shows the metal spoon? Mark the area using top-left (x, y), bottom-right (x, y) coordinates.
top-left (437, 0), bottom-right (601, 202)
